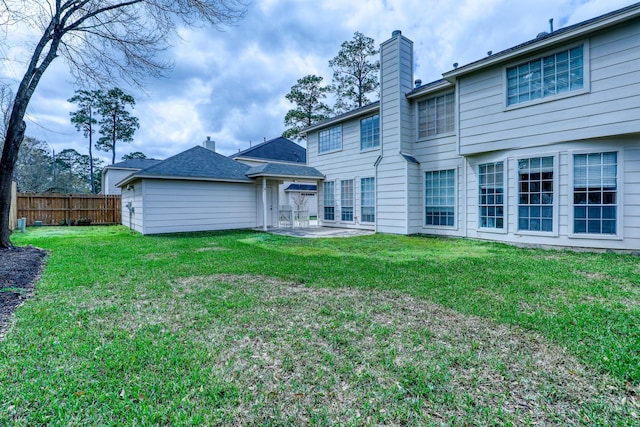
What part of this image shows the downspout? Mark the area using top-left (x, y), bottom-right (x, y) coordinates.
top-left (262, 177), bottom-right (268, 231)
top-left (374, 155), bottom-right (382, 232)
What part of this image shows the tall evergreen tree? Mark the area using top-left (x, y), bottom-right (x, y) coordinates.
top-left (69, 89), bottom-right (101, 193)
top-left (283, 75), bottom-right (332, 141)
top-left (96, 88), bottom-right (140, 165)
top-left (329, 32), bottom-right (380, 113)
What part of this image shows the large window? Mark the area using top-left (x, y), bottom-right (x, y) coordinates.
top-left (479, 162), bottom-right (504, 229)
top-left (507, 45), bottom-right (584, 106)
top-left (360, 115), bottom-right (380, 150)
top-left (323, 182), bottom-right (335, 221)
top-left (418, 92), bottom-right (454, 138)
top-left (318, 126), bottom-right (342, 153)
top-left (573, 152), bottom-right (617, 235)
top-left (518, 157), bottom-right (554, 232)
top-left (361, 177), bottom-right (375, 223)
top-left (425, 169), bottom-right (455, 226)
top-left (341, 180), bottom-right (354, 222)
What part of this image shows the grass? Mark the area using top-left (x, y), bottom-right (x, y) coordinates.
top-left (1, 226), bottom-right (639, 425)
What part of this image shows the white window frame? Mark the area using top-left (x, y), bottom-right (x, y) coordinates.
top-left (424, 169), bottom-right (456, 229)
top-left (504, 41), bottom-right (590, 110)
top-left (340, 179), bottom-right (354, 222)
top-left (514, 153), bottom-right (559, 237)
top-left (360, 177), bottom-right (375, 223)
top-left (318, 125), bottom-right (342, 154)
top-left (568, 149), bottom-right (623, 240)
top-left (360, 115), bottom-right (380, 151)
top-left (477, 159), bottom-right (507, 234)
top-left (323, 181), bottom-right (335, 222)
top-left (417, 92), bottom-right (455, 140)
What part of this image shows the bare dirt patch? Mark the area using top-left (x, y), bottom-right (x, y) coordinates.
top-left (145, 274), bottom-right (638, 425)
top-left (0, 246), bottom-right (47, 341)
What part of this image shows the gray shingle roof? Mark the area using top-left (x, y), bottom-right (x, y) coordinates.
top-left (231, 137), bottom-right (306, 163)
top-left (120, 146), bottom-right (252, 185)
top-left (106, 158), bottom-right (163, 170)
top-left (246, 163), bottom-right (324, 179)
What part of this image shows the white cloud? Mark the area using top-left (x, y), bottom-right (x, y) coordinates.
top-left (1, 0), bottom-right (637, 161)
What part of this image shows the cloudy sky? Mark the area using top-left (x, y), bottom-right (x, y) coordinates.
top-left (1, 0), bottom-right (637, 164)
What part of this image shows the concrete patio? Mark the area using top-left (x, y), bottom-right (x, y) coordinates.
top-left (264, 226), bottom-right (375, 238)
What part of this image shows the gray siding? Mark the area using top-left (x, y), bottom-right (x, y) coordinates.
top-left (141, 179), bottom-right (256, 234)
top-left (120, 179), bottom-right (144, 232)
top-left (458, 19), bottom-right (640, 155)
top-left (103, 169), bottom-right (135, 195)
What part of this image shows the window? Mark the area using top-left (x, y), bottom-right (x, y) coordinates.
top-left (318, 126), bottom-right (342, 153)
top-left (341, 180), bottom-right (354, 222)
top-left (518, 157), bottom-right (554, 232)
top-left (323, 182), bottom-right (335, 221)
top-left (479, 162), bottom-right (504, 229)
top-left (418, 92), bottom-right (454, 138)
top-left (360, 115), bottom-right (380, 150)
top-left (573, 152), bottom-right (617, 235)
top-left (507, 45), bottom-right (584, 106)
top-left (425, 170), bottom-right (455, 226)
top-left (361, 177), bottom-right (375, 223)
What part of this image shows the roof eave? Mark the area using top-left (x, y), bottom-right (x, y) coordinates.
top-left (246, 173), bottom-right (325, 180)
top-left (116, 174), bottom-right (253, 187)
top-left (302, 103), bottom-right (380, 134)
top-left (406, 80), bottom-right (454, 99)
top-left (443, 5), bottom-right (640, 81)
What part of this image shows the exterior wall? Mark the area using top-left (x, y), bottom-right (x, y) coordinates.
top-left (139, 179), bottom-right (256, 234)
top-left (103, 168), bottom-right (136, 195)
top-left (458, 18), bottom-right (640, 155)
top-left (461, 137), bottom-right (640, 250)
top-left (256, 178), bottom-right (279, 228)
top-left (120, 179), bottom-right (144, 232)
top-left (308, 115), bottom-right (380, 230)
top-left (377, 32), bottom-right (414, 234)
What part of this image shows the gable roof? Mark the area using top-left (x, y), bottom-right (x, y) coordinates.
top-left (104, 158), bottom-right (163, 171)
top-left (117, 146), bottom-right (252, 187)
top-left (443, 2), bottom-right (640, 80)
top-left (246, 163), bottom-right (324, 180)
top-left (231, 137), bottom-right (306, 163)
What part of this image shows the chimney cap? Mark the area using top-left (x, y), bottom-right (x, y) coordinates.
top-left (392, 30), bottom-right (402, 37)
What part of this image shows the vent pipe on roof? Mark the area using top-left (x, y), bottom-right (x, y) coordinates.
top-left (453, 62), bottom-right (459, 69)
top-left (549, 18), bottom-right (554, 32)
top-left (203, 136), bottom-right (216, 152)
top-left (414, 79), bottom-right (422, 88)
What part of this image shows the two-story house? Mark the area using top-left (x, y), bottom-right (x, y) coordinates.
top-left (304, 3), bottom-right (640, 250)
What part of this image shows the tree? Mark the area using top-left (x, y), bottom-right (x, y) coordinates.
top-left (13, 137), bottom-right (54, 193)
top-left (51, 148), bottom-right (103, 193)
top-left (122, 151), bottom-right (147, 160)
top-left (282, 75), bottom-right (332, 141)
top-left (0, 0), bottom-right (246, 248)
top-left (69, 89), bottom-right (101, 193)
top-left (96, 88), bottom-right (139, 165)
top-left (329, 32), bottom-right (380, 113)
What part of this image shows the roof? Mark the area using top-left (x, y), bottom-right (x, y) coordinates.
top-left (117, 146), bottom-right (252, 186)
top-left (104, 158), bottom-right (163, 171)
top-left (246, 163), bottom-right (325, 179)
top-left (302, 101), bottom-right (380, 134)
top-left (231, 136), bottom-right (306, 163)
top-left (284, 184), bottom-right (317, 192)
top-left (443, 2), bottom-right (640, 80)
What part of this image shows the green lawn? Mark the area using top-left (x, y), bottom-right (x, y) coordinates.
top-left (1, 226), bottom-right (638, 425)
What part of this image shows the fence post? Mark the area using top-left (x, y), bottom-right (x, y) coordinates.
top-left (9, 182), bottom-right (17, 231)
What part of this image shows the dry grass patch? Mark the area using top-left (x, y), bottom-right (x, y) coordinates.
top-left (121, 274), bottom-right (636, 425)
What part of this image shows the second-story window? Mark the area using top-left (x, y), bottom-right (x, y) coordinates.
top-left (360, 115), bottom-right (380, 150)
top-left (318, 126), bottom-right (342, 153)
top-left (418, 92), bottom-right (455, 138)
top-left (507, 45), bottom-right (584, 106)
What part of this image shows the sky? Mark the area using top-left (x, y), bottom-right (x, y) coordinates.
top-left (1, 0), bottom-right (637, 164)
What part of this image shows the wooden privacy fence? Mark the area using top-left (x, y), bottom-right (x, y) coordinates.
top-left (17, 193), bottom-right (121, 226)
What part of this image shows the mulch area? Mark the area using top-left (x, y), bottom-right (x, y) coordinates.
top-left (0, 246), bottom-right (47, 340)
